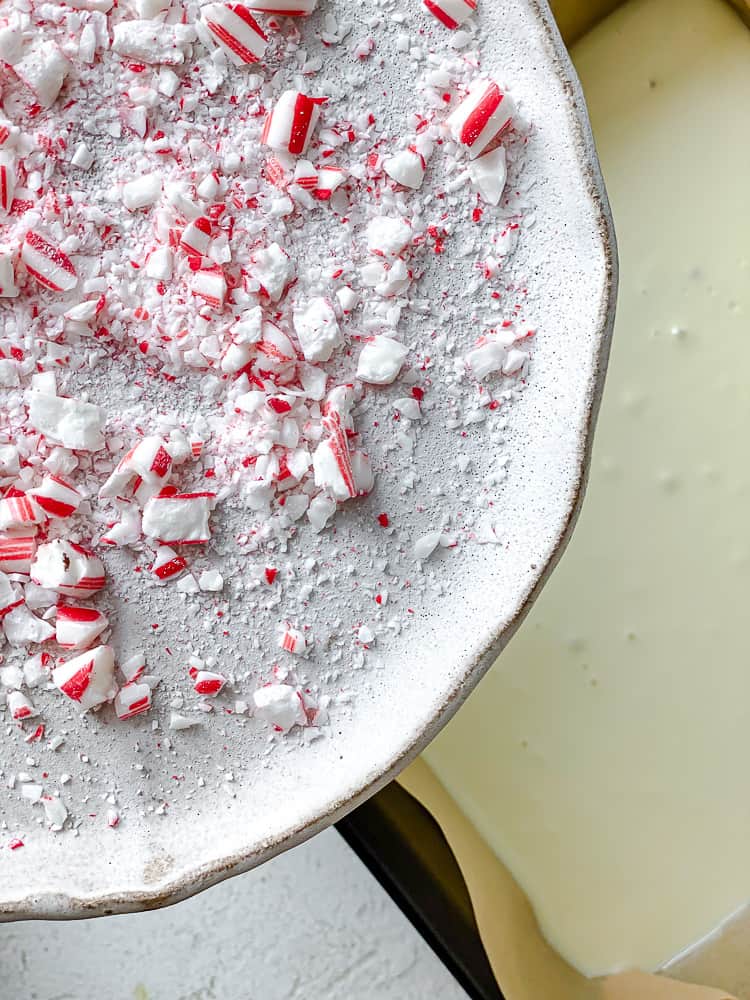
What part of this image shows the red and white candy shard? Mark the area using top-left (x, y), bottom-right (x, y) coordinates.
top-left (7, 690), bottom-right (37, 721)
top-left (313, 413), bottom-right (357, 501)
top-left (53, 644), bottom-right (117, 712)
top-left (201, 3), bottom-right (268, 67)
top-left (100, 506), bottom-right (141, 547)
top-left (356, 335), bottom-right (409, 386)
top-left (0, 535), bottom-right (36, 573)
top-left (252, 683), bottom-right (306, 733)
top-left (180, 217), bottom-right (212, 258)
top-left (141, 493), bottom-right (214, 544)
top-left (120, 651), bottom-right (146, 683)
top-left (277, 622), bottom-right (306, 655)
top-left (446, 79), bottom-right (516, 159)
top-left (383, 137), bottom-right (433, 190)
top-left (262, 91), bottom-right (325, 156)
top-left (22, 231), bottom-right (77, 293)
top-left (99, 436), bottom-right (173, 503)
top-left (0, 151), bottom-right (16, 214)
top-left (31, 539), bottom-right (106, 598)
top-left (28, 392), bottom-right (104, 451)
top-left (312, 166), bottom-right (347, 201)
top-left (56, 605), bottom-right (108, 650)
top-left (151, 545), bottom-right (188, 582)
top-left (293, 297), bottom-right (342, 363)
top-left (246, 0), bottom-right (317, 13)
top-left (192, 268), bottom-right (227, 309)
top-left (191, 670), bottom-right (227, 696)
top-left (423, 0), bottom-right (476, 29)
top-left (0, 571), bottom-right (23, 618)
top-left (114, 681), bottom-right (152, 720)
top-left (0, 494), bottom-right (43, 532)
top-left (30, 475), bottom-right (82, 519)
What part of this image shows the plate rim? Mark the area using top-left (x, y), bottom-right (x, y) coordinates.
top-left (4, 0), bottom-right (618, 921)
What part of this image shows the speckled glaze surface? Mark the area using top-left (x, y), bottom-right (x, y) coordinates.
top-left (1, 0), bottom-right (616, 920)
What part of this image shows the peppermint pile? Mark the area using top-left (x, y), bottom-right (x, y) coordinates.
top-left (0, 0), bottom-right (535, 837)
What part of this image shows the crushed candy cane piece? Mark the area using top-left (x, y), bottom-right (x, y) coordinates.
top-left (31, 540), bottom-right (106, 597)
top-left (247, 0), bottom-right (317, 12)
top-left (142, 493), bottom-right (214, 544)
top-left (446, 78), bottom-right (516, 158)
top-left (28, 392), bottom-right (104, 451)
top-left (262, 90), bottom-right (325, 156)
top-left (253, 683), bottom-right (306, 732)
top-left (53, 645), bottom-right (117, 712)
top-left (151, 545), bottom-right (188, 582)
top-left (114, 681), bottom-right (152, 720)
top-left (29, 475), bottom-right (82, 519)
top-left (468, 146), bottom-right (507, 205)
top-left (293, 297), bottom-right (342, 363)
top-left (201, 3), bottom-right (268, 67)
top-left (0, 494), bottom-right (43, 532)
top-left (277, 622), bottom-right (306, 655)
top-left (7, 690), bottom-right (38, 721)
top-left (56, 605), bottom-right (108, 650)
top-left (356, 335), bottom-right (409, 385)
top-left (423, 0), bottom-right (476, 29)
top-left (192, 670), bottom-right (227, 696)
top-left (0, 535), bottom-right (36, 573)
top-left (22, 231), bottom-right (77, 292)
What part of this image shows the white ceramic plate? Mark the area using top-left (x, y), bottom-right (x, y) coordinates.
top-left (1, 0), bottom-right (616, 919)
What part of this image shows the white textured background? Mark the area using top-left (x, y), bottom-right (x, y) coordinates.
top-left (0, 829), bottom-right (468, 1000)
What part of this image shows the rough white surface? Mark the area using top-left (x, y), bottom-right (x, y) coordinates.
top-left (0, 829), bottom-right (468, 1000)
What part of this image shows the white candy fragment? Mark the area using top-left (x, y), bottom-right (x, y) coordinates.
top-left (112, 21), bottom-right (194, 65)
top-left (114, 681), bottom-right (152, 720)
top-left (262, 90), bottom-right (324, 155)
top-left (201, 3), bottom-right (268, 67)
top-left (14, 41), bottom-right (70, 108)
top-left (146, 245), bottom-right (173, 280)
top-left (31, 539), bottom-right (106, 597)
top-left (250, 243), bottom-right (293, 302)
top-left (465, 332), bottom-right (527, 380)
top-left (4, 604), bottom-right (56, 645)
top-left (56, 605), bottom-right (108, 650)
top-left (356, 335), bottom-right (409, 385)
top-left (7, 690), bottom-right (38, 721)
top-left (468, 146), bottom-right (507, 205)
top-left (366, 216), bottom-right (412, 257)
top-left (28, 392), bottom-right (104, 451)
top-left (53, 645), bottom-right (117, 712)
top-left (253, 684), bottom-right (306, 733)
top-left (122, 173), bottom-right (162, 211)
top-left (278, 622), bottom-right (306, 655)
top-left (41, 794), bottom-right (68, 831)
top-left (71, 142), bottom-right (94, 169)
top-left (293, 297), bottom-right (342, 363)
top-left (22, 231), bottom-right (77, 292)
top-left (383, 136), bottom-right (433, 190)
top-left (169, 712), bottom-right (201, 730)
top-left (142, 493), bottom-right (214, 544)
top-left (307, 494), bottom-right (336, 532)
top-left (0, 244), bottom-right (19, 297)
top-left (423, 0), bottom-right (476, 29)
top-left (414, 531), bottom-right (443, 561)
top-left (100, 506), bottom-right (142, 547)
top-left (446, 78), bottom-right (516, 158)
top-left (198, 569), bottom-right (224, 592)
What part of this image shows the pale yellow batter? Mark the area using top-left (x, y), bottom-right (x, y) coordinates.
top-left (425, 0), bottom-right (750, 977)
